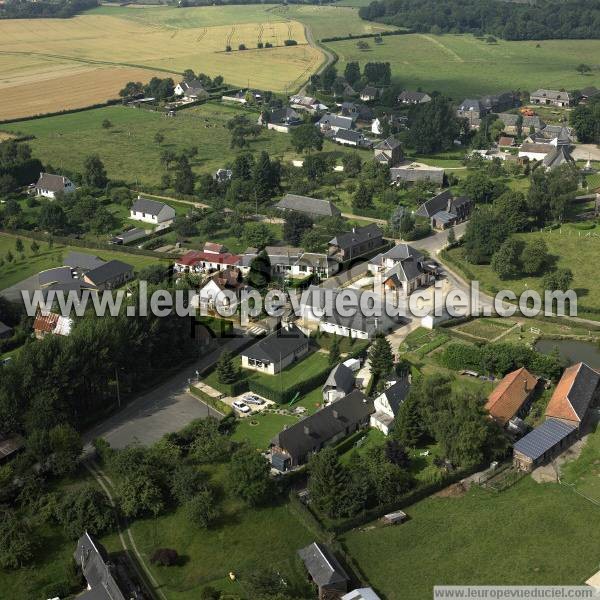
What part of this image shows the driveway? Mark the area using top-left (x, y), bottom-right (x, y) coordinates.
top-left (82, 336), bottom-right (248, 452)
top-left (411, 221), bottom-right (468, 255)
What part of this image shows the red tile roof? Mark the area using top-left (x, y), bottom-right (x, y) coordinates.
top-left (485, 367), bottom-right (538, 425)
top-left (176, 251), bottom-right (240, 267)
top-left (33, 312), bottom-right (60, 333)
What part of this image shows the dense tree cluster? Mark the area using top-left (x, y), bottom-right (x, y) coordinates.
top-left (393, 374), bottom-right (508, 468)
top-left (0, 0), bottom-right (98, 19)
top-left (408, 96), bottom-right (465, 154)
top-left (439, 342), bottom-right (563, 380)
top-left (0, 141), bottom-right (42, 198)
top-left (570, 96), bottom-right (600, 144)
top-left (359, 0), bottom-right (600, 41)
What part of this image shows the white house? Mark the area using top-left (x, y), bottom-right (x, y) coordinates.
top-left (130, 196), bottom-right (176, 225)
top-left (370, 376), bottom-right (410, 435)
top-left (241, 322), bottom-right (309, 375)
top-left (33, 172), bottom-right (76, 199)
top-left (174, 79), bottom-right (207, 100)
top-left (371, 118), bottom-right (383, 135)
top-left (197, 269), bottom-right (245, 313)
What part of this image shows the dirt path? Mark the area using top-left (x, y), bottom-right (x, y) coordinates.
top-left (297, 22), bottom-right (335, 95)
top-left (85, 460), bottom-right (167, 600)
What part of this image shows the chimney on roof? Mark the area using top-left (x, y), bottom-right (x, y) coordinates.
top-left (303, 425), bottom-right (311, 436)
top-left (332, 409), bottom-right (339, 419)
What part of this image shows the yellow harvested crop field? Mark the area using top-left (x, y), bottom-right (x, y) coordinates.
top-left (0, 6), bottom-right (323, 120)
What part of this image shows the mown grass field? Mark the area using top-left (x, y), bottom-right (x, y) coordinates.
top-left (1, 103), bottom-right (315, 186)
top-left (0, 232), bottom-right (163, 290)
top-left (0, 5), bottom-right (321, 120)
top-left (329, 33), bottom-right (600, 98)
top-left (445, 223), bottom-right (600, 320)
top-left (343, 477), bottom-right (600, 600)
top-left (129, 463), bottom-right (314, 600)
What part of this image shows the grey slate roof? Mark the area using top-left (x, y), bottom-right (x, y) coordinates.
top-left (343, 588), bottom-right (382, 600)
top-left (63, 251), bottom-right (106, 272)
top-left (329, 223), bottom-right (383, 250)
top-left (335, 128), bottom-right (364, 144)
top-left (273, 390), bottom-right (374, 459)
top-left (380, 377), bottom-right (410, 415)
top-left (543, 146), bottom-right (575, 170)
top-left (530, 89), bottom-right (571, 102)
top-left (432, 210), bottom-right (457, 225)
top-left (131, 197), bottom-right (168, 216)
top-left (498, 113), bottom-right (545, 130)
top-left (416, 189), bottom-right (452, 218)
top-left (564, 362), bottom-right (600, 421)
top-left (323, 363), bottom-right (355, 393)
top-left (458, 99), bottom-right (482, 112)
top-left (374, 136), bottom-right (401, 151)
top-left (268, 107), bottom-right (302, 125)
top-left (84, 260), bottom-right (133, 286)
top-left (318, 113), bottom-right (354, 130)
top-left (74, 532), bottom-right (127, 600)
top-left (276, 194), bottom-right (341, 217)
top-left (242, 324), bottom-right (308, 363)
top-left (38, 266), bottom-right (74, 286)
top-left (384, 255), bottom-right (423, 283)
top-left (513, 418), bottom-right (576, 461)
top-left (298, 542), bottom-right (350, 588)
top-left (370, 243), bottom-right (422, 267)
top-left (398, 90), bottom-right (431, 103)
top-left (35, 172), bottom-right (71, 192)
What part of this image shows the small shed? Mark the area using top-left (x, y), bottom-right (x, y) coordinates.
top-left (381, 510), bottom-right (407, 525)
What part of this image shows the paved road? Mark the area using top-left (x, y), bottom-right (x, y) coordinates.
top-left (82, 336), bottom-right (248, 452)
top-left (411, 222), bottom-right (467, 255)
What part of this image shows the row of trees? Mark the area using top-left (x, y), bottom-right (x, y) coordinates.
top-left (359, 0), bottom-right (600, 41)
top-left (570, 96), bottom-right (600, 144)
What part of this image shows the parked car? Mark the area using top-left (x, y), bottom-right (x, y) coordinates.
top-left (243, 395), bottom-right (264, 406)
top-left (232, 400), bottom-right (251, 413)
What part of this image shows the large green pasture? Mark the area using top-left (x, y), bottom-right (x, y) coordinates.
top-left (343, 476), bottom-right (600, 600)
top-left (328, 33), bottom-right (600, 98)
top-left (1, 103), bottom-right (342, 187)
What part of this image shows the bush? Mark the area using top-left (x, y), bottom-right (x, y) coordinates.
top-left (284, 39), bottom-right (298, 46)
top-left (150, 548), bottom-right (179, 567)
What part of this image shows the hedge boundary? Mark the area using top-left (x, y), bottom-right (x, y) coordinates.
top-left (188, 385), bottom-right (232, 415)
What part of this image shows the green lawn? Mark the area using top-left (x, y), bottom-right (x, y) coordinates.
top-left (1, 103), bottom-right (332, 187)
top-left (343, 477), bottom-right (600, 600)
top-left (445, 223), bottom-right (600, 320)
top-left (0, 232), bottom-right (164, 290)
top-left (129, 464), bottom-right (314, 600)
top-left (231, 411), bottom-right (299, 450)
top-left (329, 33), bottom-right (600, 99)
top-left (562, 423), bottom-right (600, 501)
top-left (451, 318), bottom-right (516, 342)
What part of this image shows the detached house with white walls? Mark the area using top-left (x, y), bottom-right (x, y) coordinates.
top-left (33, 172), bottom-right (76, 199)
top-left (371, 375), bottom-right (410, 435)
top-left (130, 197), bottom-right (176, 225)
top-left (241, 323), bottom-right (309, 375)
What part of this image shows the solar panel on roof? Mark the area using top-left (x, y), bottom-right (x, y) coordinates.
top-left (513, 418), bottom-right (576, 461)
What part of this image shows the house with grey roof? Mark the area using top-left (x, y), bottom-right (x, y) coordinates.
top-left (369, 243), bottom-right (436, 297)
top-left (328, 224), bottom-right (385, 262)
top-left (74, 531), bottom-right (149, 600)
top-left (130, 196), bottom-right (176, 225)
top-left (360, 86), bottom-right (380, 102)
top-left (457, 98), bottom-right (485, 128)
top-left (390, 161), bottom-right (445, 186)
top-left (530, 89), bottom-right (572, 107)
top-left (398, 90), bottom-right (431, 105)
top-left (271, 391), bottom-right (374, 469)
top-left (415, 189), bottom-right (472, 229)
top-left (174, 79), bottom-right (207, 100)
top-left (542, 145), bottom-right (575, 171)
top-left (241, 322), bottom-right (309, 375)
top-left (497, 112), bottom-right (546, 135)
top-left (260, 107), bottom-right (302, 133)
top-left (343, 588), bottom-right (382, 600)
top-left (63, 251), bottom-right (106, 274)
top-left (83, 260), bottom-right (134, 291)
top-left (299, 285), bottom-right (398, 339)
top-left (323, 362), bottom-right (355, 405)
top-left (373, 136), bottom-right (403, 167)
top-left (333, 128), bottom-right (369, 147)
top-left (33, 172), bottom-right (76, 199)
top-left (276, 194), bottom-right (341, 218)
top-left (317, 113), bottom-right (354, 133)
top-left (298, 542), bottom-right (350, 598)
top-left (340, 101), bottom-right (373, 122)
top-left (371, 375), bottom-right (410, 435)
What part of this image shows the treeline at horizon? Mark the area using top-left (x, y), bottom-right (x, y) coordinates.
top-left (359, 0), bottom-right (600, 41)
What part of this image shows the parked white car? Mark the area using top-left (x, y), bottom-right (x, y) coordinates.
top-left (232, 400), bottom-right (251, 413)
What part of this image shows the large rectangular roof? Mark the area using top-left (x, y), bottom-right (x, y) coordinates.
top-left (513, 418), bottom-right (576, 460)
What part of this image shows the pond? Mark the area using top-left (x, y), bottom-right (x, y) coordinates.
top-left (535, 338), bottom-right (600, 370)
